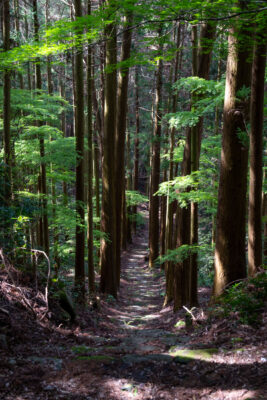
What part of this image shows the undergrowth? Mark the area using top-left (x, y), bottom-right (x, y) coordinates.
top-left (215, 271), bottom-right (267, 326)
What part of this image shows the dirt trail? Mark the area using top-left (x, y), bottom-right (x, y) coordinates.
top-left (1, 205), bottom-right (266, 399)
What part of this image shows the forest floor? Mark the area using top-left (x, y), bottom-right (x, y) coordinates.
top-left (0, 205), bottom-right (266, 400)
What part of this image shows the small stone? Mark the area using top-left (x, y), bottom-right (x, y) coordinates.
top-left (43, 385), bottom-right (54, 391)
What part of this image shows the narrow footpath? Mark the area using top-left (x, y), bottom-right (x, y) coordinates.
top-left (1, 205), bottom-right (266, 399)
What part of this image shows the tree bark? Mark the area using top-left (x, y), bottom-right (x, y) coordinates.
top-left (74, 0), bottom-right (85, 298)
top-left (133, 65), bottom-right (140, 234)
top-left (3, 0), bottom-right (11, 205)
top-left (33, 0), bottom-right (50, 256)
top-left (189, 22), bottom-right (216, 306)
top-left (149, 29), bottom-right (163, 267)
top-left (114, 11), bottom-right (133, 286)
top-left (87, 0), bottom-right (95, 293)
top-left (100, 0), bottom-right (117, 297)
top-left (248, 40), bottom-right (266, 276)
top-left (164, 24), bottom-right (181, 303)
top-left (213, 19), bottom-right (252, 296)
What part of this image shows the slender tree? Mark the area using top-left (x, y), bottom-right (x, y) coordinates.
top-left (133, 65), bottom-right (140, 234)
top-left (149, 29), bottom-right (163, 268)
top-left (74, 0), bottom-right (85, 298)
top-left (114, 10), bottom-right (133, 286)
top-left (33, 0), bottom-right (49, 256)
top-left (100, 0), bottom-right (117, 296)
top-left (87, 0), bottom-right (95, 293)
top-left (190, 22), bottom-right (216, 306)
top-left (3, 0), bottom-right (12, 205)
top-left (248, 39), bottom-right (266, 276)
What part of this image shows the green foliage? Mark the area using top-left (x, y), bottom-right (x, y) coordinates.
top-left (157, 244), bottom-right (211, 264)
top-left (125, 190), bottom-right (148, 207)
top-left (156, 171), bottom-right (216, 210)
top-left (216, 272), bottom-right (267, 326)
top-left (236, 128), bottom-right (249, 147)
top-left (167, 77), bottom-right (224, 130)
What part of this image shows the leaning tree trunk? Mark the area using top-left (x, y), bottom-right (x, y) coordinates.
top-left (213, 16), bottom-right (252, 296)
top-left (248, 39), bottom-right (266, 276)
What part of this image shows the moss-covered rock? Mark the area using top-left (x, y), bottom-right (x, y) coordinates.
top-left (170, 348), bottom-right (218, 363)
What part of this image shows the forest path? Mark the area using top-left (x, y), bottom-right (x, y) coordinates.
top-left (1, 205), bottom-right (265, 400)
top-left (43, 205), bottom-right (265, 400)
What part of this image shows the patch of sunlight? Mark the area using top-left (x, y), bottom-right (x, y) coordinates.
top-left (130, 253), bottom-right (145, 258)
top-left (66, 268), bottom-right (75, 277)
top-left (169, 348), bottom-right (218, 361)
top-left (215, 389), bottom-right (257, 399)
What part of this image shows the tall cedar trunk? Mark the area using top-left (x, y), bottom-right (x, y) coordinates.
top-left (149, 31), bottom-right (163, 268)
top-left (173, 128), bottom-right (191, 310)
top-left (91, 66), bottom-right (102, 228)
top-left (14, 0), bottom-right (24, 88)
top-left (100, 0), bottom-right (117, 297)
top-left (24, 15), bottom-right (32, 90)
top-left (115, 12), bottom-right (132, 287)
top-left (213, 20), bottom-right (252, 296)
top-left (248, 40), bottom-right (266, 276)
top-left (170, 26), bottom-right (187, 310)
top-left (3, 0), bottom-right (11, 205)
top-left (133, 65), bottom-right (140, 233)
top-left (33, 0), bottom-right (49, 256)
top-left (189, 22), bottom-right (216, 306)
top-left (70, 5), bottom-right (76, 138)
top-left (126, 127), bottom-right (132, 245)
top-left (87, 0), bottom-right (95, 293)
top-left (46, 0), bottom-right (59, 271)
top-left (74, 0), bottom-right (85, 298)
top-left (160, 64), bottom-right (173, 259)
top-left (164, 24), bottom-right (181, 304)
top-left (189, 25), bottom-right (199, 307)
top-left (263, 182), bottom-right (267, 261)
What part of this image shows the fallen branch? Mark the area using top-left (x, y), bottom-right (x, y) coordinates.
top-left (183, 305), bottom-right (197, 321)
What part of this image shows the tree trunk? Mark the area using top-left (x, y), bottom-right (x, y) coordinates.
top-left (248, 40), bottom-right (266, 276)
top-left (114, 11), bottom-right (133, 286)
top-left (164, 24), bottom-right (181, 303)
top-left (149, 30), bottom-right (163, 268)
top-left (3, 0), bottom-right (11, 205)
top-left (133, 65), bottom-right (140, 234)
top-left (33, 0), bottom-right (49, 256)
top-left (14, 0), bottom-right (24, 89)
top-left (87, 0), bottom-right (95, 294)
top-left (125, 128), bottom-right (132, 245)
top-left (173, 128), bottom-right (191, 310)
top-left (74, 0), bottom-right (85, 299)
top-left (213, 20), bottom-right (252, 296)
top-left (189, 22), bottom-right (216, 306)
top-left (100, 0), bottom-right (117, 297)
